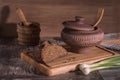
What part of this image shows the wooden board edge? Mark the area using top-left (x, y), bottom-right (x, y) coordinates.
top-left (20, 52), bottom-right (80, 76)
top-left (20, 46), bottom-right (120, 76)
top-left (21, 52), bottom-right (54, 76)
top-left (47, 46), bottom-right (120, 67)
top-left (97, 45), bottom-right (120, 55)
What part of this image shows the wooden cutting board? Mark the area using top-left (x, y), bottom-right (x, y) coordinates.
top-left (21, 46), bottom-right (120, 76)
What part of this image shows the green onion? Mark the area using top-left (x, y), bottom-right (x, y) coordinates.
top-left (79, 56), bottom-right (120, 75)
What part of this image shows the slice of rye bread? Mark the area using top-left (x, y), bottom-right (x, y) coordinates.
top-left (40, 41), bottom-right (68, 63)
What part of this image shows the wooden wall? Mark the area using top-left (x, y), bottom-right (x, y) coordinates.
top-left (0, 0), bottom-right (120, 37)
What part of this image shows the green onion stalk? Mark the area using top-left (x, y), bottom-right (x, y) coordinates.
top-left (79, 56), bottom-right (120, 75)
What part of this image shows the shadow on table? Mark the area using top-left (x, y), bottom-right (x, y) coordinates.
top-left (116, 77), bottom-right (120, 80)
top-left (0, 5), bottom-right (17, 38)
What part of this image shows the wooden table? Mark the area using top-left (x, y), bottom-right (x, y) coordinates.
top-left (0, 38), bottom-right (119, 80)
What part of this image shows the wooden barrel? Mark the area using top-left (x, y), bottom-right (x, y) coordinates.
top-left (17, 22), bottom-right (40, 46)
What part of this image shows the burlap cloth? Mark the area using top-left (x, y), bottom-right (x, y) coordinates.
top-left (0, 33), bottom-right (119, 79)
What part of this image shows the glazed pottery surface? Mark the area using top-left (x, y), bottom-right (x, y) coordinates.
top-left (61, 16), bottom-right (104, 53)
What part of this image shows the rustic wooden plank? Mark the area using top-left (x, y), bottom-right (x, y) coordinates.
top-left (0, 0), bottom-right (119, 37)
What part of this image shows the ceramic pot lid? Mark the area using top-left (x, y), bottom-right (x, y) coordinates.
top-left (63, 16), bottom-right (94, 31)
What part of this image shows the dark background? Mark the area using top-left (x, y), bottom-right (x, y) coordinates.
top-left (0, 0), bottom-right (120, 37)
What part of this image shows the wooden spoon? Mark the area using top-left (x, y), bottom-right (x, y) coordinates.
top-left (16, 8), bottom-right (29, 26)
top-left (93, 8), bottom-right (104, 27)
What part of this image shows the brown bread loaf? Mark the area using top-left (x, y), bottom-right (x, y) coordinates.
top-left (40, 41), bottom-right (68, 63)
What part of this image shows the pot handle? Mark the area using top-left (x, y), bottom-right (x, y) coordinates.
top-left (75, 16), bottom-right (84, 21)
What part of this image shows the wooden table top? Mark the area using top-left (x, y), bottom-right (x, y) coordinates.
top-left (0, 38), bottom-right (119, 80)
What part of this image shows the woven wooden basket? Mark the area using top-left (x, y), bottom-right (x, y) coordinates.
top-left (17, 22), bottom-right (40, 46)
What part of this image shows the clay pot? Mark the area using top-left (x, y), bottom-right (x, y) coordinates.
top-left (61, 16), bottom-right (104, 53)
top-left (17, 22), bottom-right (41, 46)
